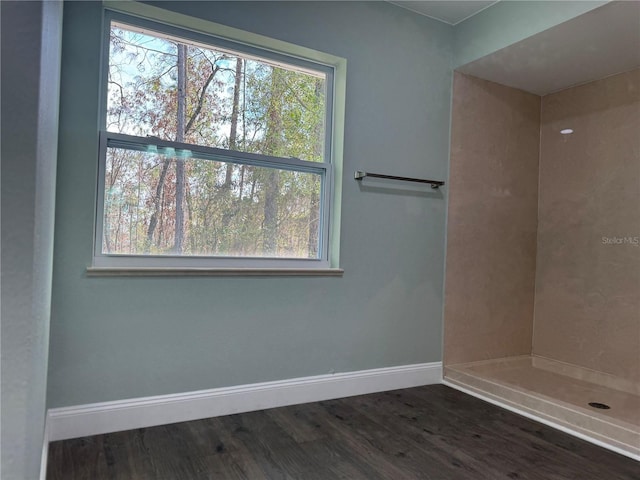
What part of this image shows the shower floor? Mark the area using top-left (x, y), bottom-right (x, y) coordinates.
top-left (444, 355), bottom-right (640, 459)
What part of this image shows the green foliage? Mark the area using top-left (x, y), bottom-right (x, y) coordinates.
top-left (104, 25), bottom-right (326, 258)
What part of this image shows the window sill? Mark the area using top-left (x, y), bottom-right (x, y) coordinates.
top-left (86, 267), bottom-right (344, 277)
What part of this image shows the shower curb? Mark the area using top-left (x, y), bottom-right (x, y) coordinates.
top-left (443, 378), bottom-right (640, 462)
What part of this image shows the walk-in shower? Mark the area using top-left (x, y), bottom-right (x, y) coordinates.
top-left (442, 1), bottom-right (640, 460)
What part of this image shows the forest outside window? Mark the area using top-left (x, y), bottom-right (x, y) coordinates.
top-left (94, 14), bottom-right (337, 269)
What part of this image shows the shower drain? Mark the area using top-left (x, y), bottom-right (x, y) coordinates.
top-left (588, 402), bottom-right (611, 410)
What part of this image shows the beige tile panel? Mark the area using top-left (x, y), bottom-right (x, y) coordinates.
top-left (534, 69), bottom-right (640, 383)
top-left (444, 72), bottom-right (540, 366)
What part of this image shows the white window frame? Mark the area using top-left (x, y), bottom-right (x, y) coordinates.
top-left (93, 7), bottom-right (345, 271)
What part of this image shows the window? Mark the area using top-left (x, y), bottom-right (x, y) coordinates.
top-left (94, 11), bottom-right (341, 270)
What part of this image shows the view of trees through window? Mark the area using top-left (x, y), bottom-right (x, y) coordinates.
top-left (103, 22), bottom-right (327, 259)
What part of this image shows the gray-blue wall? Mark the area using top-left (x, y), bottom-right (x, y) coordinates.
top-left (48, 1), bottom-right (453, 408)
top-left (1, 1), bottom-right (63, 478)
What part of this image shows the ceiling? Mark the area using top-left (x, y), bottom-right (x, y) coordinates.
top-left (458, 0), bottom-right (640, 95)
top-left (387, 1), bottom-right (639, 96)
top-left (389, 1), bottom-right (498, 25)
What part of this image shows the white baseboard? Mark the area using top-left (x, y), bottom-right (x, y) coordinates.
top-left (443, 379), bottom-right (640, 462)
top-left (48, 362), bottom-right (442, 442)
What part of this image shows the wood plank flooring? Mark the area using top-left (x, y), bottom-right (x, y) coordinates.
top-left (47, 385), bottom-right (640, 479)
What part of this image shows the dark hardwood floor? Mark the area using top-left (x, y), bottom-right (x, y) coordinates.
top-left (47, 385), bottom-right (639, 479)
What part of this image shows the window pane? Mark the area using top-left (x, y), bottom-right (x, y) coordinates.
top-left (107, 23), bottom-right (326, 162)
top-left (103, 147), bottom-right (323, 258)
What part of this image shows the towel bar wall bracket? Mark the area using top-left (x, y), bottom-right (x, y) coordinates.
top-left (354, 171), bottom-right (444, 189)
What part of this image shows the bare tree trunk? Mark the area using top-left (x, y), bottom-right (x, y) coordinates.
top-left (238, 166), bottom-right (245, 200)
top-left (215, 57), bottom-right (245, 253)
top-left (307, 194), bottom-right (319, 258)
top-left (174, 43), bottom-right (187, 254)
top-left (263, 170), bottom-right (279, 254)
top-left (223, 58), bottom-right (243, 190)
top-left (307, 78), bottom-right (323, 258)
top-left (241, 58), bottom-right (247, 153)
top-left (104, 155), bottom-right (126, 253)
top-left (229, 58), bottom-right (243, 152)
top-left (223, 58), bottom-right (242, 199)
top-left (145, 48), bottom-right (219, 253)
top-left (115, 206), bottom-right (123, 250)
top-left (185, 181), bottom-right (194, 253)
top-left (146, 160), bottom-right (170, 252)
top-left (104, 215), bottom-right (112, 253)
top-left (231, 60), bottom-right (248, 255)
top-left (263, 69), bottom-right (284, 255)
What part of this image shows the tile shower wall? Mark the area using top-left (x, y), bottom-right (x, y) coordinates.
top-left (444, 73), bottom-right (540, 365)
top-left (533, 69), bottom-right (640, 383)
